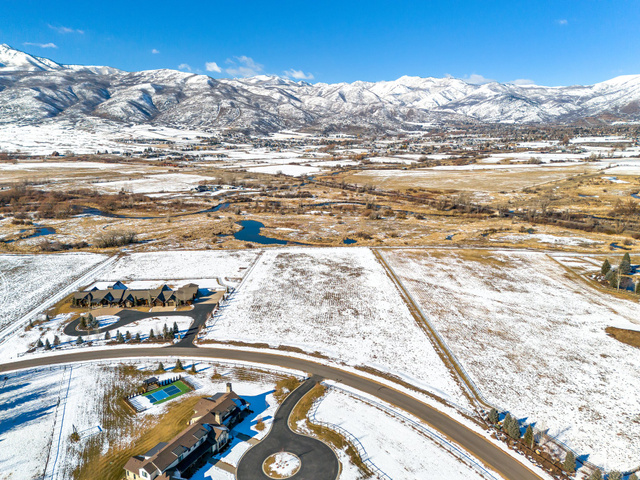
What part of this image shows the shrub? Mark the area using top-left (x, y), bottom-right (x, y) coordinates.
top-left (94, 231), bottom-right (137, 248)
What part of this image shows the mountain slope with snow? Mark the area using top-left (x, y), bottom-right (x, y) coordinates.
top-left (1, 44), bottom-right (640, 133)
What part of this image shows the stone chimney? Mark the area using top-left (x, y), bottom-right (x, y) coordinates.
top-left (226, 382), bottom-right (232, 393)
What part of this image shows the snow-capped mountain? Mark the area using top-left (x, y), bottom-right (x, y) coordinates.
top-left (1, 43), bottom-right (640, 133)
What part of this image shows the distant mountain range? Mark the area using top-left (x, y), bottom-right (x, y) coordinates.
top-left (2, 43), bottom-right (640, 134)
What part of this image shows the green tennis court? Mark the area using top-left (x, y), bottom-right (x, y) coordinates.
top-left (144, 380), bottom-right (190, 404)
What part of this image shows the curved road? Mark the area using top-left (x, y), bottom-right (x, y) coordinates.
top-left (63, 303), bottom-right (212, 347)
top-left (236, 377), bottom-right (339, 480)
top-left (0, 346), bottom-right (542, 480)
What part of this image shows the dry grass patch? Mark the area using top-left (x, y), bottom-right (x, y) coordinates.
top-left (606, 326), bottom-right (640, 349)
top-left (71, 366), bottom-right (203, 480)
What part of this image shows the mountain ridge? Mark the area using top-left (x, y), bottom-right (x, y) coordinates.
top-left (1, 43), bottom-right (640, 133)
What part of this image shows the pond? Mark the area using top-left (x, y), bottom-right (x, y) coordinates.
top-left (234, 220), bottom-right (289, 245)
top-left (343, 238), bottom-right (357, 245)
top-left (4, 227), bottom-right (56, 243)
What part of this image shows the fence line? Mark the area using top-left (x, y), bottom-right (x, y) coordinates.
top-left (379, 252), bottom-right (607, 475)
top-left (0, 255), bottom-right (119, 346)
top-left (316, 384), bottom-right (502, 480)
top-left (308, 396), bottom-right (392, 480)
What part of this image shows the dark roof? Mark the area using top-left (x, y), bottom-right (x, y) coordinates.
top-left (124, 388), bottom-right (238, 477)
top-left (143, 441), bottom-right (167, 458)
top-left (149, 423), bottom-right (211, 472)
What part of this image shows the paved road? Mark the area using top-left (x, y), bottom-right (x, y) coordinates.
top-left (0, 346), bottom-right (542, 480)
top-left (63, 303), bottom-right (210, 347)
top-left (236, 377), bottom-right (339, 480)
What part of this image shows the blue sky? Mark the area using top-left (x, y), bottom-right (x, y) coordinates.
top-left (1, 0), bottom-right (639, 85)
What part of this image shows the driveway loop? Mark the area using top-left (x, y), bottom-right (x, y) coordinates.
top-left (237, 377), bottom-right (339, 480)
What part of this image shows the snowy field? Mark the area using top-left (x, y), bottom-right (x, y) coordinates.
top-left (94, 173), bottom-right (215, 194)
top-left (0, 360), bottom-right (289, 480)
top-left (0, 253), bottom-right (108, 331)
top-left (491, 233), bottom-right (603, 247)
top-left (86, 278), bottom-right (225, 291)
top-left (0, 367), bottom-right (65, 479)
top-left (313, 387), bottom-right (499, 480)
top-left (100, 250), bottom-right (260, 286)
top-left (382, 249), bottom-right (640, 470)
top-left (203, 247), bottom-right (468, 406)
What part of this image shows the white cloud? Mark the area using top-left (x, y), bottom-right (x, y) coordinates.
top-left (225, 56), bottom-right (263, 77)
top-left (23, 42), bottom-right (58, 49)
top-left (205, 61), bottom-right (221, 73)
top-left (510, 78), bottom-right (536, 86)
top-left (48, 24), bottom-right (84, 34)
top-left (557, 19), bottom-right (568, 26)
top-left (151, 48), bottom-right (160, 54)
top-left (463, 73), bottom-right (494, 85)
top-left (178, 63), bottom-right (192, 71)
top-left (284, 69), bottom-right (314, 80)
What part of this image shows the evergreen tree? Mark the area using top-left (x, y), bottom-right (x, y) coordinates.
top-left (79, 316), bottom-right (87, 329)
top-left (116, 331), bottom-right (124, 343)
top-left (609, 271), bottom-right (620, 288)
top-left (149, 329), bottom-right (155, 340)
top-left (44, 313), bottom-right (50, 322)
top-left (157, 362), bottom-right (165, 372)
top-left (175, 359), bottom-right (184, 371)
top-left (523, 425), bottom-right (534, 448)
top-left (488, 408), bottom-right (499, 425)
top-left (45, 338), bottom-right (51, 350)
top-left (104, 331), bottom-right (111, 340)
top-left (620, 253), bottom-right (632, 275)
top-left (53, 335), bottom-right (60, 346)
top-left (190, 362), bottom-right (197, 374)
top-left (135, 332), bottom-right (141, 342)
top-left (29, 319), bottom-right (33, 328)
top-left (125, 331), bottom-right (131, 341)
top-left (563, 451), bottom-right (576, 473)
top-left (163, 323), bottom-right (168, 337)
top-left (76, 336), bottom-right (83, 345)
top-left (173, 321), bottom-right (179, 334)
top-left (608, 472), bottom-right (622, 480)
top-left (628, 473), bottom-right (638, 480)
top-left (601, 259), bottom-right (611, 276)
top-left (36, 338), bottom-right (43, 348)
top-left (504, 414), bottom-right (520, 440)
top-left (588, 469), bottom-right (602, 480)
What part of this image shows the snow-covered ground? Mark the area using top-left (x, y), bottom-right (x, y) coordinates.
top-left (0, 253), bottom-right (108, 330)
top-left (313, 387), bottom-right (500, 480)
top-left (86, 278), bottom-right (225, 291)
top-left (100, 250), bottom-right (260, 287)
top-left (0, 359), bottom-right (292, 480)
top-left (382, 249), bottom-right (640, 470)
top-left (0, 367), bottom-right (66, 479)
top-left (94, 173), bottom-right (215, 194)
top-left (244, 164), bottom-right (322, 176)
top-left (491, 233), bottom-right (603, 247)
top-left (202, 247), bottom-right (468, 407)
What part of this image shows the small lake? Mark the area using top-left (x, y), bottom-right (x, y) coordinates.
top-left (4, 227), bottom-right (56, 243)
top-left (343, 238), bottom-right (357, 245)
top-left (234, 220), bottom-right (289, 245)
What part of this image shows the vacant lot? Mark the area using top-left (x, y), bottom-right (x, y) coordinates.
top-left (203, 247), bottom-right (468, 407)
top-left (382, 248), bottom-right (640, 470)
top-left (0, 253), bottom-right (107, 330)
top-left (335, 165), bottom-right (590, 192)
